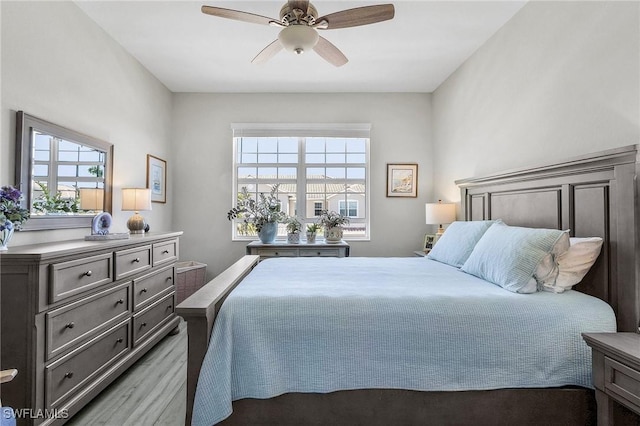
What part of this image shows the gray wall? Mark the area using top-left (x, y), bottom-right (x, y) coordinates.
top-left (1, 1), bottom-right (174, 246)
top-left (432, 1), bottom-right (640, 206)
top-left (171, 93), bottom-right (432, 276)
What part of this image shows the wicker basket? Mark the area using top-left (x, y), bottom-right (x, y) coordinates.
top-left (175, 261), bottom-right (207, 304)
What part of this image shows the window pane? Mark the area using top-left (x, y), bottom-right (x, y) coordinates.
top-left (278, 137), bottom-right (298, 153)
top-left (326, 153), bottom-right (345, 163)
top-left (257, 167), bottom-right (277, 179)
top-left (306, 153), bottom-right (324, 163)
top-left (278, 153), bottom-right (297, 163)
top-left (257, 138), bottom-right (277, 152)
top-left (34, 133), bottom-right (50, 150)
top-left (238, 167), bottom-right (256, 179)
top-left (79, 151), bottom-right (102, 162)
top-left (326, 138), bottom-right (345, 153)
top-left (278, 168), bottom-right (297, 179)
top-left (241, 153), bottom-right (257, 163)
top-left (240, 138), bottom-right (258, 153)
top-left (326, 168), bottom-right (346, 179)
top-left (58, 140), bottom-right (79, 151)
top-left (58, 165), bottom-right (78, 177)
top-left (34, 150), bottom-right (49, 161)
top-left (347, 167), bottom-right (366, 179)
top-left (307, 167), bottom-right (325, 178)
top-left (347, 153), bottom-right (366, 164)
top-left (306, 138), bottom-right (324, 152)
top-left (258, 153), bottom-right (277, 163)
top-left (33, 164), bottom-right (48, 177)
top-left (347, 139), bottom-right (366, 152)
top-left (58, 151), bottom-right (79, 162)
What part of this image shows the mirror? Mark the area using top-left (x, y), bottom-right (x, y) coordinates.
top-left (15, 111), bottom-right (113, 231)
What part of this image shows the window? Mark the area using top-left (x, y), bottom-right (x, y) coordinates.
top-left (232, 123), bottom-right (370, 240)
top-left (339, 200), bottom-right (358, 217)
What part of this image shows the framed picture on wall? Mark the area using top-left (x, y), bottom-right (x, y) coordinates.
top-left (387, 163), bottom-right (418, 197)
top-left (147, 154), bottom-right (167, 203)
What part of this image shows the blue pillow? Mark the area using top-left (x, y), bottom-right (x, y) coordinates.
top-left (461, 222), bottom-right (567, 293)
top-left (427, 220), bottom-right (498, 268)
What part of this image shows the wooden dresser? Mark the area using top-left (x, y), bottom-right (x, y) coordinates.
top-left (0, 231), bottom-right (182, 425)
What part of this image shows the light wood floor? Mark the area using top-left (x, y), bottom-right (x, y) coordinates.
top-left (66, 321), bottom-right (187, 426)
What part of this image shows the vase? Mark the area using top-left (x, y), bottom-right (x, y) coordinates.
top-left (0, 222), bottom-right (15, 251)
top-left (325, 226), bottom-right (343, 244)
top-left (287, 233), bottom-right (300, 244)
top-left (306, 232), bottom-right (316, 244)
top-left (258, 222), bottom-right (278, 244)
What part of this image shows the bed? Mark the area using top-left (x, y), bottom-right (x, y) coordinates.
top-left (177, 145), bottom-right (640, 425)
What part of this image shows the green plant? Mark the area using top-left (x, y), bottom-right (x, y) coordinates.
top-left (0, 185), bottom-right (30, 231)
top-left (285, 216), bottom-right (302, 234)
top-left (32, 182), bottom-right (79, 214)
top-left (227, 184), bottom-right (286, 234)
top-left (306, 223), bottom-right (320, 233)
top-left (318, 210), bottom-right (350, 229)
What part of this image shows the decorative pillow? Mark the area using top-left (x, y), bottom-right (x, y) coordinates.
top-left (426, 220), bottom-right (499, 268)
top-left (542, 237), bottom-right (603, 293)
top-left (533, 231), bottom-right (570, 289)
top-left (461, 222), bottom-right (567, 293)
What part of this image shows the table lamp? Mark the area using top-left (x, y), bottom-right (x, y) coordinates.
top-left (122, 188), bottom-right (151, 234)
top-left (425, 200), bottom-right (456, 237)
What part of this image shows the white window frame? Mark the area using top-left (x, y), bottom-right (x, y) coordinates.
top-left (231, 123), bottom-right (371, 241)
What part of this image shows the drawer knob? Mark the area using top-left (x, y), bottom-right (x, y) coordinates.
top-left (162, 250), bottom-right (169, 254)
top-left (83, 270), bottom-right (93, 277)
top-left (133, 258), bottom-right (140, 263)
top-left (166, 276), bottom-right (172, 281)
top-left (140, 288), bottom-right (148, 294)
top-left (317, 252), bottom-right (321, 256)
top-left (167, 305), bottom-right (173, 310)
top-left (140, 322), bottom-right (147, 328)
top-left (116, 338), bottom-right (123, 344)
top-left (65, 322), bottom-right (75, 329)
top-left (116, 299), bottom-right (124, 305)
top-left (275, 252), bottom-right (279, 256)
top-left (64, 372), bottom-right (74, 379)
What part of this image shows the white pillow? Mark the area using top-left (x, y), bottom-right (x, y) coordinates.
top-left (460, 222), bottom-right (567, 294)
top-left (542, 237), bottom-right (603, 293)
top-left (533, 231), bottom-right (570, 289)
top-left (426, 220), bottom-right (499, 268)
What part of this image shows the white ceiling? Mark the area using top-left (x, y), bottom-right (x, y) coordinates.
top-left (75, 1), bottom-right (527, 93)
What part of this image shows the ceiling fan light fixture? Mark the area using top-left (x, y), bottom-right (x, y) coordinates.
top-left (278, 25), bottom-right (319, 55)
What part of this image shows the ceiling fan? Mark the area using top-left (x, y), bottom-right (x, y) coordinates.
top-left (201, 1), bottom-right (395, 67)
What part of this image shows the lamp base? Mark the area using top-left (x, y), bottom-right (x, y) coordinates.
top-left (127, 212), bottom-right (146, 235)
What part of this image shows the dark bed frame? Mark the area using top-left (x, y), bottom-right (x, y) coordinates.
top-left (176, 145), bottom-right (640, 425)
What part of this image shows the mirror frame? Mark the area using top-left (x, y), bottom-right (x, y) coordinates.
top-left (15, 111), bottom-right (114, 231)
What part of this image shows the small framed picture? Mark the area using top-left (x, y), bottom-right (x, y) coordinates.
top-left (387, 163), bottom-right (418, 197)
top-left (424, 234), bottom-right (436, 252)
top-left (147, 155), bottom-right (167, 203)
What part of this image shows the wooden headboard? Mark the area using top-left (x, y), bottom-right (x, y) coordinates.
top-left (456, 145), bottom-right (639, 332)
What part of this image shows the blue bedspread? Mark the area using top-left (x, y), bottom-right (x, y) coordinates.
top-left (192, 257), bottom-right (616, 425)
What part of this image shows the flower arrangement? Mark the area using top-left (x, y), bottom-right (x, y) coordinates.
top-left (227, 184), bottom-right (286, 234)
top-left (0, 185), bottom-right (30, 231)
top-left (318, 210), bottom-right (350, 229)
top-left (32, 182), bottom-right (79, 214)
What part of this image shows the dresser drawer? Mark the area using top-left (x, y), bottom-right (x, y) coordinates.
top-left (152, 240), bottom-right (178, 267)
top-left (50, 253), bottom-right (113, 303)
top-left (256, 248), bottom-right (298, 258)
top-left (605, 356), bottom-right (640, 414)
top-left (133, 265), bottom-right (174, 310)
top-left (46, 320), bottom-right (129, 409)
top-left (115, 245), bottom-right (152, 280)
top-left (299, 248), bottom-right (342, 257)
top-left (46, 282), bottom-right (130, 360)
top-left (133, 293), bottom-right (175, 346)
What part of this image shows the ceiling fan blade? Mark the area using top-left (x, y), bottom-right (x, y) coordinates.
top-left (313, 36), bottom-right (348, 67)
top-left (316, 4), bottom-right (395, 30)
top-left (288, 1), bottom-right (309, 14)
top-left (201, 5), bottom-right (278, 26)
top-left (251, 40), bottom-right (283, 64)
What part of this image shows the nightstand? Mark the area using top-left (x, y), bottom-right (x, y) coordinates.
top-left (246, 240), bottom-right (350, 260)
top-left (583, 332), bottom-right (640, 425)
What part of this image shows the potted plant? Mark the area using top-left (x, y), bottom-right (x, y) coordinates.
top-left (306, 223), bottom-right (320, 244)
top-left (318, 210), bottom-right (349, 244)
top-left (285, 216), bottom-right (302, 244)
top-left (227, 184), bottom-right (286, 244)
top-left (0, 185), bottom-right (30, 250)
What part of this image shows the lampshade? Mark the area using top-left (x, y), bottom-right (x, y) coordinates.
top-left (278, 25), bottom-right (319, 55)
top-left (79, 188), bottom-right (104, 211)
top-left (122, 188), bottom-right (151, 234)
top-left (121, 188), bottom-right (152, 212)
top-left (425, 201), bottom-right (456, 236)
